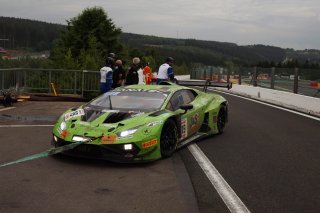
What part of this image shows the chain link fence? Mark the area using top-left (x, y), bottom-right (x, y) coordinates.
top-left (190, 66), bottom-right (320, 98)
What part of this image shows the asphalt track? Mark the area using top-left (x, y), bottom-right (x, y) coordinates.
top-left (0, 101), bottom-right (199, 213)
top-left (0, 92), bottom-right (320, 213)
top-left (179, 91), bottom-right (320, 213)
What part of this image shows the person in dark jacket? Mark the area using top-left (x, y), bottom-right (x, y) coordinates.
top-left (112, 59), bottom-right (125, 88)
top-left (125, 57), bottom-right (141, 85)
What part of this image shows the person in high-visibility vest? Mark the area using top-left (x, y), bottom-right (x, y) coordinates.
top-left (143, 63), bottom-right (152, 85)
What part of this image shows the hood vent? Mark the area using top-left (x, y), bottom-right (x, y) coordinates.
top-left (81, 109), bottom-right (104, 122)
top-left (104, 112), bottom-right (132, 124)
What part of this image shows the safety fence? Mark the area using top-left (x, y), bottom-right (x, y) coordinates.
top-left (0, 68), bottom-right (100, 96)
top-left (1, 67), bottom-right (319, 98)
top-left (191, 66), bottom-right (320, 98)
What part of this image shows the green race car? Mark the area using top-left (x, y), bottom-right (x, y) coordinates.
top-left (51, 80), bottom-right (230, 162)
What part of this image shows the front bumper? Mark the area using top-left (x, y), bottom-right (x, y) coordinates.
top-left (51, 136), bottom-right (157, 163)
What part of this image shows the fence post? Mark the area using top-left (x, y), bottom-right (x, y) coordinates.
top-left (16, 70), bottom-right (20, 93)
top-left (81, 70), bottom-right (85, 97)
top-left (293, 68), bottom-right (299, 94)
top-left (253, 67), bottom-right (257, 86)
top-left (226, 68), bottom-right (230, 83)
top-left (1, 71), bottom-right (4, 90)
top-left (74, 71), bottom-right (77, 94)
top-left (49, 70), bottom-right (52, 94)
top-left (270, 67), bottom-right (275, 89)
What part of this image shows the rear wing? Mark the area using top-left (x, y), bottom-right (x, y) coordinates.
top-left (175, 80), bottom-right (232, 92)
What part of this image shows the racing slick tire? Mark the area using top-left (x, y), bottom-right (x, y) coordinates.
top-left (160, 119), bottom-right (178, 158)
top-left (217, 106), bottom-right (227, 134)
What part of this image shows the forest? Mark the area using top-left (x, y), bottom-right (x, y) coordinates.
top-left (1, 14), bottom-right (320, 74)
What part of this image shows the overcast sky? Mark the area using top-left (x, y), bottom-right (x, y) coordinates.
top-left (1, 0), bottom-right (320, 50)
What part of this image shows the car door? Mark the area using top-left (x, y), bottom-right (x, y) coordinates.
top-left (166, 89), bottom-right (203, 140)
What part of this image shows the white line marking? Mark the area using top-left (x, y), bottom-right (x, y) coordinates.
top-left (212, 89), bottom-right (320, 122)
top-left (0, 107), bottom-right (15, 112)
top-left (188, 144), bottom-right (250, 213)
top-left (0, 124), bottom-right (54, 128)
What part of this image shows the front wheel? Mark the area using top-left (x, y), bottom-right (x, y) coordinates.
top-left (217, 106), bottom-right (227, 134)
top-left (160, 119), bottom-right (178, 158)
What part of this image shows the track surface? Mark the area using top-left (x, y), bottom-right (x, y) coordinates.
top-left (180, 92), bottom-right (320, 213)
top-left (1, 92), bottom-right (320, 213)
top-left (0, 102), bottom-right (198, 213)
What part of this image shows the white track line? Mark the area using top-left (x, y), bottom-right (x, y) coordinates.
top-left (188, 144), bottom-right (250, 213)
top-left (212, 89), bottom-right (320, 122)
top-left (0, 124), bottom-right (54, 128)
top-left (0, 107), bottom-right (15, 112)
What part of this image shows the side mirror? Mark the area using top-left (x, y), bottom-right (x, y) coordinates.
top-left (179, 104), bottom-right (193, 114)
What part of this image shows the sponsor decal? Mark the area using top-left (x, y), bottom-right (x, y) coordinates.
top-left (143, 129), bottom-right (151, 135)
top-left (181, 118), bottom-right (188, 139)
top-left (115, 88), bottom-right (168, 94)
top-left (190, 113), bottom-right (200, 131)
top-left (60, 130), bottom-right (70, 139)
top-left (102, 109), bottom-right (120, 113)
top-left (131, 112), bottom-right (145, 117)
top-left (101, 135), bottom-right (117, 144)
top-left (147, 120), bottom-right (163, 127)
top-left (142, 139), bottom-right (158, 148)
top-left (64, 109), bottom-right (85, 121)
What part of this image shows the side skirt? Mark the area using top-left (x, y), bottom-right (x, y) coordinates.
top-left (177, 132), bottom-right (207, 149)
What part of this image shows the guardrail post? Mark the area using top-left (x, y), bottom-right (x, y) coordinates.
top-left (293, 68), bottom-right (299, 94)
top-left (270, 67), bottom-right (275, 89)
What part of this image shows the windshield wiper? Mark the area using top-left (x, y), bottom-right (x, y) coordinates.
top-left (108, 95), bottom-right (113, 110)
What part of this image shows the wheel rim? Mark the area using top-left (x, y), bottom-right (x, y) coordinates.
top-left (161, 121), bottom-right (177, 155)
top-left (217, 109), bottom-right (226, 132)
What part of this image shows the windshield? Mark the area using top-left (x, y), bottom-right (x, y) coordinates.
top-left (88, 91), bottom-right (168, 112)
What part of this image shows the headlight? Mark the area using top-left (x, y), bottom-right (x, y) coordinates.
top-left (117, 125), bottom-right (142, 137)
top-left (118, 129), bottom-right (138, 137)
top-left (72, 136), bottom-right (91, 142)
top-left (60, 121), bottom-right (67, 131)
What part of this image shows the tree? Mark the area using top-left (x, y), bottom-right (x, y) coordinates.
top-left (51, 7), bottom-right (122, 69)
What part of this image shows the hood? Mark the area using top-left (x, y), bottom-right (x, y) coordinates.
top-left (81, 108), bottom-right (147, 124)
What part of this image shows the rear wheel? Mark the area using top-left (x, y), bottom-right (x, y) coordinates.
top-left (217, 106), bottom-right (227, 134)
top-left (160, 119), bottom-right (178, 158)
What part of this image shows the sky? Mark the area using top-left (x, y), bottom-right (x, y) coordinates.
top-left (1, 0), bottom-right (320, 50)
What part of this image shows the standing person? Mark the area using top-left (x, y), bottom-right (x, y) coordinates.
top-left (157, 57), bottom-right (175, 84)
top-left (99, 57), bottom-right (114, 94)
top-left (125, 57), bottom-right (141, 85)
top-left (112, 59), bottom-right (125, 88)
top-left (143, 62), bottom-right (152, 85)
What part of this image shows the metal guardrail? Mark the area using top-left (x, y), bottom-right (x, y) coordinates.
top-left (0, 68), bottom-right (100, 96)
top-left (191, 66), bottom-right (320, 98)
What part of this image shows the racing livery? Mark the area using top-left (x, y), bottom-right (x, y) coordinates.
top-left (51, 80), bottom-right (230, 162)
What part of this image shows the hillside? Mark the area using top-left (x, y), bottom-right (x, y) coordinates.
top-left (1, 16), bottom-right (320, 66)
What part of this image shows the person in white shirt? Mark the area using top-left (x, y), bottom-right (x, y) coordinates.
top-left (157, 57), bottom-right (174, 84)
top-left (100, 57), bottom-right (114, 94)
